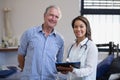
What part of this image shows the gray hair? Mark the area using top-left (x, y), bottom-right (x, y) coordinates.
top-left (44, 5), bottom-right (62, 20)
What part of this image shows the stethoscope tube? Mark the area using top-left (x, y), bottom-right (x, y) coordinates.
top-left (66, 39), bottom-right (89, 62)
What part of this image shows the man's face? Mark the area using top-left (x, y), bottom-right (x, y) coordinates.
top-left (44, 8), bottom-right (60, 29)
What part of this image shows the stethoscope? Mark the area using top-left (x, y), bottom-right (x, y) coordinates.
top-left (66, 39), bottom-right (89, 62)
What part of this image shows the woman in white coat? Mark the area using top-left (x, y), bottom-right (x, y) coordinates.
top-left (57, 16), bottom-right (98, 80)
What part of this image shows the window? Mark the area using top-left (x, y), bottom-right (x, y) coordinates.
top-left (80, 0), bottom-right (120, 44)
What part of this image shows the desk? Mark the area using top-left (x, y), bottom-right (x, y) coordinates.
top-left (0, 47), bottom-right (18, 52)
top-left (0, 47), bottom-right (18, 65)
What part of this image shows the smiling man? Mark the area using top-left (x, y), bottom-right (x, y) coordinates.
top-left (18, 5), bottom-right (64, 80)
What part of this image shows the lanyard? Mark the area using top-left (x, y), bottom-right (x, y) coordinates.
top-left (67, 39), bottom-right (89, 61)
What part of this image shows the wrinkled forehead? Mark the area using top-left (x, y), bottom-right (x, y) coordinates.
top-left (45, 7), bottom-right (62, 19)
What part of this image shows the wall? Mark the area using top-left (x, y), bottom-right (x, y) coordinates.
top-left (0, 0), bottom-right (5, 41)
top-left (0, 0), bottom-right (80, 63)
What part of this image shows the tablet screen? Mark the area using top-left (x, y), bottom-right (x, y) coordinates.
top-left (56, 62), bottom-right (80, 69)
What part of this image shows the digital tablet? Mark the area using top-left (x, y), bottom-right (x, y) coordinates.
top-left (56, 62), bottom-right (80, 69)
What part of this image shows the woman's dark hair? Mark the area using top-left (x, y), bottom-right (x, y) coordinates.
top-left (71, 16), bottom-right (92, 40)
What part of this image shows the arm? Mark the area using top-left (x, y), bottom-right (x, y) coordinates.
top-left (17, 30), bottom-right (29, 71)
top-left (18, 54), bottom-right (25, 71)
top-left (56, 42), bottom-right (64, 62)
top-left (73, 42), bottom-right (98, 77)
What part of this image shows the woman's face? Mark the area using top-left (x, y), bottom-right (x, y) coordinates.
top-left (73, 20), bottom-right (86, 40)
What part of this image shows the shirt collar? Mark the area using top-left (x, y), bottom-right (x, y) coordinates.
top-left (37, 25), bottom-right (56, 36)
top-left (80, 38), bottom-right (88, 46)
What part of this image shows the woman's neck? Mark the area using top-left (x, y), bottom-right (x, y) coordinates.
top-left (76, 37), bottom-right (86, 46)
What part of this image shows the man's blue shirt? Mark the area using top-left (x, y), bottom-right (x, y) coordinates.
top-left (18, 26), bottom-right (64, 80)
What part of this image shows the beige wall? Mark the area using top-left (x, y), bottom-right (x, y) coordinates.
top-left (0, 0), bottom-right (80, 60)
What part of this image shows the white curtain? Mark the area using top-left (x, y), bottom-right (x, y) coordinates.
top-left (84, 15), bottom-right (120, 44)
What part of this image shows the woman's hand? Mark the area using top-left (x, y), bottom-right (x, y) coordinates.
top-left (57, 65), bottom-right (73, 74)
